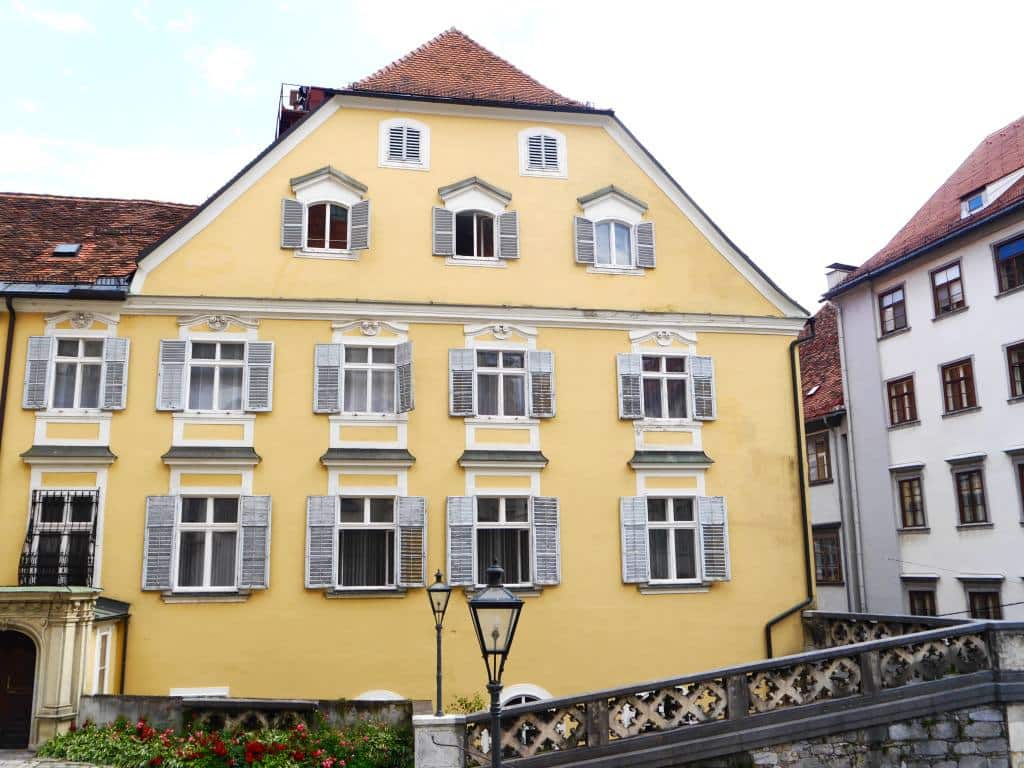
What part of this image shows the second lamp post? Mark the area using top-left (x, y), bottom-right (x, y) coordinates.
top-left (426, 569), bottom-right (453, 717)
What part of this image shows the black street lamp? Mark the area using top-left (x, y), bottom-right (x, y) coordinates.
top-left (467, 561), bottom-right (524, 768)
top-left (426, 569), bottom-right (453, 717)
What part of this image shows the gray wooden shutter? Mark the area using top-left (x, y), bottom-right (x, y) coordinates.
top-left (101, 337), bottom-right (130, 410)
top-left (313, 343), bottom-right (342, 414)
top-left (446, 496), bottom-right (476, 586)
top-left (497, 212), bottom-right (520, 259)
top-left (397, 496), bottom-right (427, 587)
top-left (620, 496), bottom-right (649, 584)
top-left (690, 355), bottom-right (717, 420)
top-left (22, 336), bottom-right (54, 409)
top-left (396, 341), bottom-right (415, 413)
top-left (350, 199), bottom-right (370, 251)
top-left (281, 198), bottom-right (303, 249)
top-left (432, 207), bottom-right (455, 256)
top-left (616, 353), bottom-right (643, 419)
top-left (243, 341), bottom-right (274, 412)
top-left (531, 496), bottom-right (560, 585)
top-left (698, 496), bottom-right (730, 582)
top-left (238, 495), bottom-right (271, 589)
top-left (573, 216), bottom-right (595, 264)
top-left (387, 126), bottom-right (405, 160)
top-left (306, 496), bottom-right (337, 589)
top-left (405, 128), bottom-right (421, 161)
top-left (635, 222), bottom-right (656, 268)
top-left (527, 350), bottom-right (555, 418)
top-left (449, 348), bottom-right (476, 416)
top-left (142, 495), bottom-right (177, 591)
top-left (156, 339), bottom-right (188, 411)
top-left (527, 135), bottom-right (544, 168)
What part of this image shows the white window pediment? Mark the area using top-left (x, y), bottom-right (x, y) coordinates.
top-left (439, 177), bottom-right (512, 216)
top-left (291, 166), bottom-right (367, 208)
top-left (579, 185), bottom-right (648, 226)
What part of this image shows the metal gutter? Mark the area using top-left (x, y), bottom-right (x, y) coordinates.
top-left (0, 296), bottom-right (16, 456)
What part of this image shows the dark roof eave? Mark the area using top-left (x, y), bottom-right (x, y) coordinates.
top-left (335, 87), bottom-right (610, 115)
top-left (0, 282), bottom-right (129, 299)
top-left (826, 197), bottom-right (1024, 300)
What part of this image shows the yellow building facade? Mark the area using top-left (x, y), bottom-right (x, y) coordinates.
top-left (0, 30), bottom-right (809, 747)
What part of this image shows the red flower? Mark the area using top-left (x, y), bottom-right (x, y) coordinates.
top-left (291, 751), bottom-right (306, 761)
top-left (149, 758), bottom-right (163, 767)
top-left (69, 722), bottom-right (77, 732)
top-left (214, 741), bottom-right (228, 757)
top-left (311, 749), bottom-right (323, 758)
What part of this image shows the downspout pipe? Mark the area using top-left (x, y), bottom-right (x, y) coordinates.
top-left (764, 318), bottom-right (816, 658)
top-left (0, 296), bottom-right (17, 455)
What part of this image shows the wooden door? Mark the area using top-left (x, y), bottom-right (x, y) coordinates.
top-left (0, 631), bottom-right (35, 748)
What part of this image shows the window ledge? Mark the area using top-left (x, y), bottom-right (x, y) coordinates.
top-left (888, 419), bottom-right (922, 431)
top-left (956, 522), bottom-right (994, 531)
top-left (586, 265), bottom-right (645, 277)
top-left (161, 591), bottom-right (250, 604)
top-left (638, 583), bottom-right (709, 595)
top-left (815, 581), bottom-right (845, 588)
top-left (380, 159), bottom-right (429, 172)
top-left (808, 479), bottom-right (834, 486)
top-left (932, 305), bottom-right (970, 322)
top-left (635, 418), bottom-right (698, 428)
top-left (294, 249), bottom-right (359, 261)
top-left (465, 416), bottom-right (540, 426)
top-left (39, 409), bottom-right (113, 420)
top-left (462, 586), bottom-right (544, 598)
top-left (520, 168), bottom-right (567, 180)
top-left (898, 526), bottom-right (931, 535)
top-left (445, 256), bottom-right (507, 269)
top-left (878, 326), bottom-right (911, 341)
top-left (942, 406), bottom-right (982, 419)
top-left (324, 588), bottom-right (408, 599)
top-left (995, 284), bottom-right (1024, 300)
top-left (1008, 395), bottom-right (1024, 405)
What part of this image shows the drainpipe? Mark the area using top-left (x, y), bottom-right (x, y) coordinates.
top-left (118, 615), bottom-right (130, 695)
top-left (0, 296), bottom-right (17, 455)
top-left (763, 318), bottom-right (816, 658)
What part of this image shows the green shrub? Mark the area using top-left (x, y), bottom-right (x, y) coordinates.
top-left (38, 715), bottom-right (412, 768)
top-left (445, 693), bottom-right (486, 714)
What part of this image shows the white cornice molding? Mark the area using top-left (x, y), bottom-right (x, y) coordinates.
top-left (177, 313), bottom-right (260, 331)
top-left (44, 310), bottom-right (120, 332)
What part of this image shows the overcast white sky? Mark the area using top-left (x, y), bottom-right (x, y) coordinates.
top-left (2, 0), bottom-right (1023, 312)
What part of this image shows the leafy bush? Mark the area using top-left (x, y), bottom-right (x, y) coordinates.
top-left (445, 693), bottom-right (486, 714)
top-left (38, 715), bottom-right (412, 768)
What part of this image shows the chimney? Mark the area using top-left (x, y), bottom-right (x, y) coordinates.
top-left (825, 263), bottom-right (857, 291)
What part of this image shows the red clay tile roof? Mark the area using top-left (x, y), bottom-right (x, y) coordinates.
top-left (349, 28), bottom-right (584, 108)
top-left (0, 192), bottom-right (195, 284)
top-left (833, 114), bottom-right (1024, 293)
top-left (800, 303), bottom-right (845, 422)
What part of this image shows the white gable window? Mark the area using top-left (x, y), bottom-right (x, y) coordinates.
top-left (306, 202), bottom-right (349, 250)
top-left (432, 177), bottom-right (519, 266)
top-left (281, 166), bottom-right (370, 259)
top-left (574, 185), bottom-right (656, 274)
top-left (518, 127), bottom-right (566, 178)
top-left (379, 118), bottom-right (430, 170)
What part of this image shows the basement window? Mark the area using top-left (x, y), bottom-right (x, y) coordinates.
top-left (52, 243), bottom-right (82, 257)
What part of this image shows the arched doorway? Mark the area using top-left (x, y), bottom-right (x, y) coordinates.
top-left (0, 630), bottom-right (36, 748)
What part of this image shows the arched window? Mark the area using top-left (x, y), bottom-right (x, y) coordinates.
top-left (307, 202), bottom-right (349, 251)
top-left (503, 693), bottom-right (541, 706)
top-left (595, 220), bottom-right (632, 267)
top-left (455, 210), bottom-right (495, 259)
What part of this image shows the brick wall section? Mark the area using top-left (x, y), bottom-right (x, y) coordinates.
top-left (692, 706), bottom-right (1010, 768)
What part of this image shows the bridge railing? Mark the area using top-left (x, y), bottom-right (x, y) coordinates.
top-left (464, 619), bottom-right (1009, 765)
top-left (802, 609), bottom-right (968, 650)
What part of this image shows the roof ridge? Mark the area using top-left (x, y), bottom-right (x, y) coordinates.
top-left (349, 27), bottom-right (453, 89)
top-left (0, 191), bottom-right (194, 208)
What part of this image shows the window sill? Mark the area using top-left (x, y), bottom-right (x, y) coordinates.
top-left (635, 418), bottom-right (698, 428)
top-left (39, 409), bottom-right (112, 419)
top-left (586, 265), bottom-right (645, 277)
top-left (463, 585), bottom-right (543, 598)
top-left (898, 526), bottom-right (931, 535)
top-left (1008, 395), bottom-right (1024, 405)
top-left (294, 249), bottom-right (359, 261)
top-left (877, 326), bottom-right (911, 341)
top-left (330, 412), bottom-right (409, 423)
top-left (815, 581), bottom-right (845, 588)
top-left (932, 305), bottom-right (970, 322)
top-left (809, 479), bottom-right (834, 486)
top-left (161, 591), bottom-right (250, 604)
top-left (465, 415), bottom-right (539, 425)
top-left (324, 588), bottom-right (408, 599)
top-left (520, 167), bottom-right (567, 180)
top-left (956, 522), bottom-right (994, 531)
top-left (445, 256), bottom-right (507, 269)
top-left (638, 583), bottom-right (709, 595)
top-left (942, 406), bottom-right (982, 419)
top-left (888, 419), bottom-right (921, 431)
top-left (379, 159), bottom-right (429, 172)
top-left (995, 284), bottom-right (1024, 300)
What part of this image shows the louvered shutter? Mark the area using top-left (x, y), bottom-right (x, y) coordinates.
top-left (574, 216), bottom-right (595, 264)
top-left (397, 496), bottom-right (427, 587)
top-left (698, 496), bottom-right (730, 581)
top-left (620, 496), bottom-right (650, 584)
top-left (446, 496), bottom-right (476, 586)
top-left (306, 496), bottom-right (337, 589)
top-left (449, 348), bottom-right (476, 416)
top-left (432, 207), bottom-right (455, 256)
top-left (350, 200), bottom-right (370, 251)
top-left (635, 222), bottom-right (656, 269)
top-left (156, 339), bottom-right (188, 411)
top-left (527, 135), bottom-right (544, 169)
top-left (527, 350), bottom-right (555, 418)
top-left (313, 343), bottom-right (342, 414)
top-left (387, 126), bottom-right (405, 160)
top-left (243, 341), bottom-right (274, 412)
top-left (497, 212), bottom-right (520, 259)
top-left (405, 127), bottom-right (421, 161)
top-left (142, 495), bottom-right (177, 591)
top-left (281, 198), bottom-right (303, 249)
top-left (690, 355), bottom-right (717, 420)
top-left (542, 136), bottom-right (558, 169)
top-left (396, 341), bottom-right (414, 413)
top-left (616, 353), bottom-right (643, 419)
top-left (22, 336), bottom-right (54, 409)
top-left (238, 495), bottom-right (271, 589)
top-left (531, 496), bottom-right (561, 585)
top-left (101, 337), bottom-right (130, 410)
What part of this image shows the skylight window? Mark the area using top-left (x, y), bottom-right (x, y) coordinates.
top-left (52, 243), bottom-right (81, 257)
top-left (966, 193), bottom-right (984, 212)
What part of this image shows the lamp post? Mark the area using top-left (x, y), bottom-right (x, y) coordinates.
top-left (426, 569), bottom-right (453, 717)
top-left (467, 561), bottom-right (524, 768)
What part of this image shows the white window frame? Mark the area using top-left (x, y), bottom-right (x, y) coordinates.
top-left (341, 344), bottom-right (398, 415)
top-left (50, 338), bottom-right (105, 410)
top-left (475, 495), bottom-right (532, 587)
top-left (640, 353), bottom-right (690, 421)
top-left (594, 219), bottom-right (635, 269)
top-left (475, 349), bottom-right (528, 418)
top-left (173, 496), bottom-right (241, 593)
top-left (185, 340), bottom-right (247, 414)
top-left (379, 118), bottom-right (430, 171)
top-left (335, 495), bottom-right (398, 591)
top-left (303, 200), bottom-right (351, 255)
top-left (518, 127), bottom-right (567, 179)
top-left (93, 627), bottom-right (112, 694)
top-left (454, 210), bottom-right (498, 260)
top-left (645, 496), bottom-right (701, 585)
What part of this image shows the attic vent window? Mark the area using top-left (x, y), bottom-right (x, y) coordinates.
top-left (519, 128), bottom-right (567, 178)
top-left (52, 243), bottom-right (81, 257)
top-left (387, 125), bottom-right (421, 163)
top-left (379, 118), bottom-right (430, 170)
top-left (527, 134), bottom-right (558, 171)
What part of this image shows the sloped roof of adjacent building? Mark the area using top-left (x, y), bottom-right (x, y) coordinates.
top-left (828, 113), bottom-right (1024, 297)
top-left (0, 192), bottom-right (194, 285)
top-left (349, 28), bottom-right (585, 108)
top-left (800, 302), bottom-right (845, 422)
